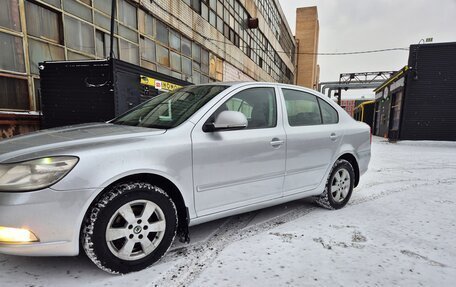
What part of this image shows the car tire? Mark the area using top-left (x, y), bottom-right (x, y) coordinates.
top-left (82, 182), bottom-right (178, 274)
top-left (315, 159), bottom-right (355, 210)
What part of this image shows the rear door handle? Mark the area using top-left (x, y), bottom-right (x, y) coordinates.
top-left (330, 133), bottom-right (338, 141)
top-left (270, 138), bottom-right (284, 147)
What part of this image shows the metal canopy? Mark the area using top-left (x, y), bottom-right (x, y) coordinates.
top-left (318, 71), bottom-right (396, 104)
top-left (318, 81), bottom-right (386, 97)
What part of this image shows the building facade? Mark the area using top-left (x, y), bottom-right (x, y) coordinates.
top-left (295, 6), bottom-right (319, 89)
top-left (0, 0), bottom-right (296, 138)
top-left (373, 42), bottom-right (456, 141)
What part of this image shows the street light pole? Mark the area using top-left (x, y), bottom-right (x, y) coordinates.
top-left (109, 0), bottom-right (117, 59)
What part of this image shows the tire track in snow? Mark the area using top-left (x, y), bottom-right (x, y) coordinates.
top-left (152, 205), bottom-right (316, 286)
top-left (151, 177), bottom-right (456, 287)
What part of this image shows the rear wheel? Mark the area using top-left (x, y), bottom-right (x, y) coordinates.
top-left (82, 182), bottom-right (178, 274)
top-left (316, 159), bottom-right (355, 210)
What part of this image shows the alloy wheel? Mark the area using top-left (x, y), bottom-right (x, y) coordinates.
top-left (105, 200), bottom-right (166, 261)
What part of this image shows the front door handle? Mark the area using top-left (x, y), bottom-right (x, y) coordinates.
top-left (330, 133), bottom-right (338, 141)
top-left (270, 138), bottom-right (284, 147)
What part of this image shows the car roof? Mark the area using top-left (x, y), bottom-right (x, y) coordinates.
top-left (193, 81), bottom-right (322, 95)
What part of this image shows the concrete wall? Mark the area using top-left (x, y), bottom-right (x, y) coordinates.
top-left (223, 62), bottom-right (254, 82)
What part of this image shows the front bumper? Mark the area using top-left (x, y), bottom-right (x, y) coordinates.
top-left (0, 187), bottom-right (96, 256)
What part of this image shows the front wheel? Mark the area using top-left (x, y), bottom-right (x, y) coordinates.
top-left (82, 182), bottom-right (178, 274)
top-left (315, 159), bottom-right (355, 210)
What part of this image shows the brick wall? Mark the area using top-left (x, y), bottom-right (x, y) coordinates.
top-left (340, 100), bottom-right (356, 117)
top-left (295, 7), bottom-right (319, 89)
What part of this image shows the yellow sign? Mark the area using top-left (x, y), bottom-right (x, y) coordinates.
top-left (140, 75), bottom-right (182, 91)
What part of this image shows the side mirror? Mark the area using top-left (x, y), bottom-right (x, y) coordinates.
top-left (203, 111), bottom-right (248, 132)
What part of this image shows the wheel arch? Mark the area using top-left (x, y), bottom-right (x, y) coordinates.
top-left (80, 173), bottom-right (190, 249)
top-left (337, 153), bottom-right (360, 187)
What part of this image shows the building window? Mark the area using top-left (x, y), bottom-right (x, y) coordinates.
top-left (63, 0), bottom-right (92, 22)
top-left (192, 70), bottom-right (200, 84)
top-left (191, 0), bottom-right (200, 14)
top-left (201, 2), bottom-right (209, 21)
top-left (209, 0), bottom-right (216, 9)
top-left (141, 60), bottom-right (156, 71)
top-left (0, 76), bottom-right (29, 110)
top-left (94, 11), bottom-right (115, 32)
top-left (201, 48), bottom-right (209, 74)
top-left (138, 9), bottom-right (154, 37)
top-left (181, 37), bottom-right (191, 57)
top-left (171, 71), bottom-right (181, 80)
top-left (170, 51), bottom-right (181, 72)
top-left (119, 39), bottom-right (139, 64)
top-left (68, 50), bottom-right (93, 60)
top-left (157, 65), bottom-right (170, 76)
top-left (209, 53), bottom-right (217, 79)
top-left (0, 0), bottom-right (21, 31)
top-left (118, 0), bottom-right (137, 29)
top-left (25, 1), bottom-right (62, 44)
top-left (140, 36), bottom-right (156, 62)
top-left (156, 44), bottom-right (169, 67)
top-left (216, 16), bottom-right (223, 32)
top-left (28, 39), bottom-right (65, 74)
top-left (156, 20), bottom-right (169, 46)
top-left (118, 24), bottom-right (138, 43)
top-left (64, 16), bottom-right (95, 55)
top-left (192, 42), bottom-right (200, 63)
top-left (209, 10), bottom-right (216, 26)
top-left (217, 0), bottom-right (223, 16)
top-left (182, 56), bottom-right (192, 76)
top-left (216, 57), bottom-right (223, 81)
top-left (94, 0), bottom-right (112, 15)
top-left (33, 78), bottom-right (41, 110)
top-left (0, 32), bottom-right (25, 73)
top-left (169, 30), bottom-right (180, 52)
top-left (96, 30), bottom-right (118, 58)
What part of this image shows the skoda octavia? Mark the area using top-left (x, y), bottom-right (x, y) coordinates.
top-left (0, 82), bottom-right (370, 273)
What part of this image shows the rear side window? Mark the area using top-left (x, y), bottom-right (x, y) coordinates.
top-left (318, 98), bottom-right (339, 124)
top-left (282, 89), bottom-right (322, 126)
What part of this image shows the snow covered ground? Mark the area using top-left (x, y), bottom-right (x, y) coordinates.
top-left (1, 137), bottom-right (455, 286)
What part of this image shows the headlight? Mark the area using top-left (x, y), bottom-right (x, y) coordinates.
top-left (0, 156), bottom-right (78, 192)
top-left (0, 226), bottom-right (38, 243)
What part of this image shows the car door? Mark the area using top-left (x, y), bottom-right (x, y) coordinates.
top-left (191, 85), bottom-right (286, 216)
top-left (280, 88), bottom-right (342, 196)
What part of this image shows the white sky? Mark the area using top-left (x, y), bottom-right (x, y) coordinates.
top-left (278, 0), bottom-right (456, 97)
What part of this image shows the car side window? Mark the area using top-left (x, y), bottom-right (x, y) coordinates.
top-left (209, 87), bottom-right (277, 129)
top-left (282, 89), bottom-right (322, 126)
top-left (318, 98), bottom-right (339, 124)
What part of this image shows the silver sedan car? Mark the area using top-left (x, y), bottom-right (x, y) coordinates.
top-left (0, 82), bottom-right (370, 274)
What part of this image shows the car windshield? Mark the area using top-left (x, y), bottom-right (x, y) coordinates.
top-left (111, 85), bottom-right (228, 129)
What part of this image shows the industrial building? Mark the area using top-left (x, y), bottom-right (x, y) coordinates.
top-left (373, 42), bottom-right (456, 141)
top-left (1, 0), bottom-right (305, 137)
top-left (354, 100), bottom-right (374, 130)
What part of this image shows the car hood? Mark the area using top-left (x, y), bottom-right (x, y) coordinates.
top-left (0, 123), bottom-right (166, 163)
